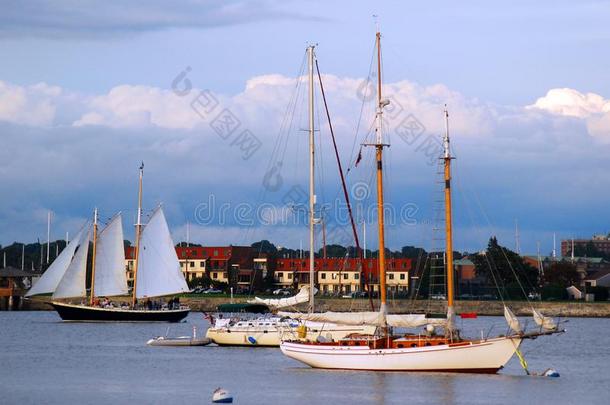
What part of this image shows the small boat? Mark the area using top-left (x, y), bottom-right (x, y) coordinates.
top-left (212, 388), bottom-right (233, 403)
top-left (147, 326), bottom-right (212, 346)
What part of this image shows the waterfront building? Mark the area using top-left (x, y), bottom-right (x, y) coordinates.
top-left (561, 235), bottom-right (610, 257)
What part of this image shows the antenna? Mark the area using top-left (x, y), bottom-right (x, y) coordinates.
top-left (515, 219), bottom-right (520, 255)
top-left (552, 233), bottom-right (557, 259)
top-left (46, 211), bottom-right (51, 264)
top-left (571, 238), bottom-right (575, 262)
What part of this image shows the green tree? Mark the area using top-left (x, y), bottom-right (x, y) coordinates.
top-left (543, 260), bottom-right (580, 287)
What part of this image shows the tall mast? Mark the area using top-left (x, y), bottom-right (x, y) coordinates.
top-left (131, 163), bottom-right (144, 308)
top-left (21, 244), bottom-right (25, 271)
top-left (307, 45), bottom-right (316, 313)
top-left (89, 207), bottom-right (99, 305)
top-left (369, 30), bottom-right (389, 317)
top-left (443, 106), bottom-right (456, 327)
top-left (46, 211), bottom-right (51, 264)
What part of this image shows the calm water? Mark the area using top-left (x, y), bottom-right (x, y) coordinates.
top-left (0, 311), bottom-right (607, 404)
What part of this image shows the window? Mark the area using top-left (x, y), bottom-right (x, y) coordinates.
top-left (278, 272), bottom-right (283, 279)
top-left (287, 273), bottom-right (293, 280)
top-left (354, 273), bottom-right (359, 280)
top-left (400, 273), bottom-right (405, 280)
top-left (200, 261), bottom-right (205, 267)
top-left (190, 262), bottom-right (195, 268)
top-left (214, 250), bottom-right (218, 256)
top-left (212, 272), bottom-right (218, 279)
top-left (388, 273), bottom-right (394, 280)
top-left (321, 273), bottom-right (326, 279)
top-left (343, 273), bottom-right (348, 280)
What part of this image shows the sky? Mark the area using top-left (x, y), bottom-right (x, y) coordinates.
top-left (1, 0), bottom-right (609, 255)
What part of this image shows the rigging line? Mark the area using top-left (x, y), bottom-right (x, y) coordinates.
top-left (316, 59), bottom-right (374, 310)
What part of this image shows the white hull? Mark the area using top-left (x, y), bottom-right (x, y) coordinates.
top-left (207, 322), bottom-right (376, 347)
top-left (280, 336), bottom-right (522, 373)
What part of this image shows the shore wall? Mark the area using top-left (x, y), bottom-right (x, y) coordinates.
top-left (18, 297), bottom-right (610, 317)
top-left (181, 297), bottom-right (610, 318)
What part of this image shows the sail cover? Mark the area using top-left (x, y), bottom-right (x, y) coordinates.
top-left (277, 310), bottom-right (448, 328)
top-left (53, 226), bottom-right (91, 299)
top-left (135, 207), bottom-right (189, 298)
top-left (532, 309), bottom-right (557, 331)
top-left (504, 306), bottom-right (523, 334)
top-left (94, 213), bottom-right (128, 297)
top-left (248, 286), bottom-right (316, 308)
top-left (26, 226), bottom-right (86, 297)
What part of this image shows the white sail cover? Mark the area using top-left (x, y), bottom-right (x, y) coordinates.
top-left (94, 213), bottom-right (128, 297)
top-left (504, 305), bottom-right (523, 334)
top-left (25, 226), bottom-right (86, 297)
top-left (249, 286), bottom-right (317, 308)
top-left (53, 226), bottom-right (91, 299)
top-left (532, 309), bottom-right (557, 331)
top-left (277, 310), bottom-right (448, 328)
top-left (135, 207), bottom-right (189, 298)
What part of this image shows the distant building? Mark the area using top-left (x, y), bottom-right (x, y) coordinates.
top-left (125, 245), bottom-right (261, 290)
top-left (274, 257), bottom-right (411, 295)
top-left (561, 235), bottom-right (610, 257)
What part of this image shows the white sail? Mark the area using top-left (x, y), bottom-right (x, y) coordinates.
top-left (136, 207), bottom-right (189, 298)
top-left (249, 286), bottom-right (316, 308)
top-left (278, 310), bottom-right (448, 328)
top-left (53, 226), bottom-right (91, 299)
top-left (504, 306), bottom-right (523, 334)
top-left (532, 309), bottom-right (557, 331)
top-left (26, 226), bottom-right (86, 297)
top-left (94, 213), bottom-right (128, 297)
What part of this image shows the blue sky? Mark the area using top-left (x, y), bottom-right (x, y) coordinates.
top-left (1, 0), bottom-right (609, 255)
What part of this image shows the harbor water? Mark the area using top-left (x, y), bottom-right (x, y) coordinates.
top-left (0, 311), bottom-right (607, 404)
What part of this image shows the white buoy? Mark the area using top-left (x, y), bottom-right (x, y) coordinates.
top-left (212, 388), bottom-right (233, 403)
top-left (543, 368), bottom-right (560, 378)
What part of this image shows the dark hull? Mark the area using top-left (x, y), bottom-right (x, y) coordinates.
top-left (51, 302), bottom-right (190, 322)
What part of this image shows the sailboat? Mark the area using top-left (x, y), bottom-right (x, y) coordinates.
top-left (279, 30), bottom-right (563, 373)
top-left (205, 46), bottom-right (375, 346)
top-left (26, 164), bottom-right (190, 322)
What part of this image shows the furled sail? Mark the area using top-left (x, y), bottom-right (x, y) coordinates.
top-left (94, 213), bottom-right (128, 297)
top-left (135, 207), bottom-right (189, 298)
top-left (53, 226), bottom-right (91, 299)
top-left (26, 226), bottom-right (86, 297)
top-left (249, 286), bottom-right (316, 308)
top-left (532, 308), bottom-right (557, 331)
top-left (278, 310), bottom-right (448, 328)
top-left (504, 306), bottom-right (523, 334)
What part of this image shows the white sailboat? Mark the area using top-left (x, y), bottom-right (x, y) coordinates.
top-left (27, 165), bottom-right (190, 322)
top-left (206, 46), bottom-right (375, 346)
top-left (279, 30), bottom-right (563, 373)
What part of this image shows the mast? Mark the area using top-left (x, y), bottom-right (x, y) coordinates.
top-left (47, 211), bottom-right (51, 264)
top-left (131, 163), bottom-right (144, 308)
top-left (21, 244), bottom-right (25, 271)
top-left (362, 30), bottom-right (390, 318)
top-left (89, 208), bottom-right (99, 305)
top-left (443, 106), bottom-right (456, 327)
top-left (307, 44), bottom-right (316, 313)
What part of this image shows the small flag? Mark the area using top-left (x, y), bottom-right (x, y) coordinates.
top-left (355, 147), bottom-right (363, 167)
top-left (459, 312), bottom-right (477, 319)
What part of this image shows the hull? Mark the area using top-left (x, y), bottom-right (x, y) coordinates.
top-left (51, 302), bottom-right (190, 322)
top-left (280, 337), bottom-right (522, 373)
top-left (207, 324), bottom-right (377, 347)
top-left (147, 337), bottom-right (212, 346)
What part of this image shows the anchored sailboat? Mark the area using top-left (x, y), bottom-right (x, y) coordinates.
top-left (205, 46), bottom-right (375, 346)
top-left (27, 164), bottom-right (190, 322)
top-left (279, 30), bottom-right (563, 372)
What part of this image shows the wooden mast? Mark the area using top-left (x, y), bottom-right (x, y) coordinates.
top-left (374, 31), bottom-right (388, 317)
top-left (443, 107), bottom-right (455, 328)
top-left (307, 45), bottom-right (316, 313)
top-left (89, 207), bottom-right (98, 305)
top-left (131, 163), bottom-right (144, 308)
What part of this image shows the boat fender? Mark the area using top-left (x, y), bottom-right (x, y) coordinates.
top-left (543, 368), bottom-right (560, 378)
top-left (297, 325), bottom-right (308, 339)
top-left (247, 336), bottom-right (257, 345)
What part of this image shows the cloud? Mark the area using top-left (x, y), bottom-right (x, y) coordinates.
top-left (528, 87), bottom-right (610, 142)
top-left (0, 0), bottom-right (319, 39)
top-left (1, 75), bottom-right (609, 252)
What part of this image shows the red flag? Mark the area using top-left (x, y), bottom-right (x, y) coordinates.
top-left (459, 312), bottom-right (477, 319)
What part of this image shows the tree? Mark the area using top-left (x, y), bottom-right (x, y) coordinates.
top-left (543, 260), bottom-right (580, 287)
top-left (251, 240), bottom-right (277, 255)
top-left (471, 237), bottom-right (539, 299)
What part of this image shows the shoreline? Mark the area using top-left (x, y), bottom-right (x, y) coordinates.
top-left (16, 297), bottom-right (610, 318)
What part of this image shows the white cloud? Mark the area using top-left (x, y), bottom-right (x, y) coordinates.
top-left (0, 81), bottom-right (59, 126)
